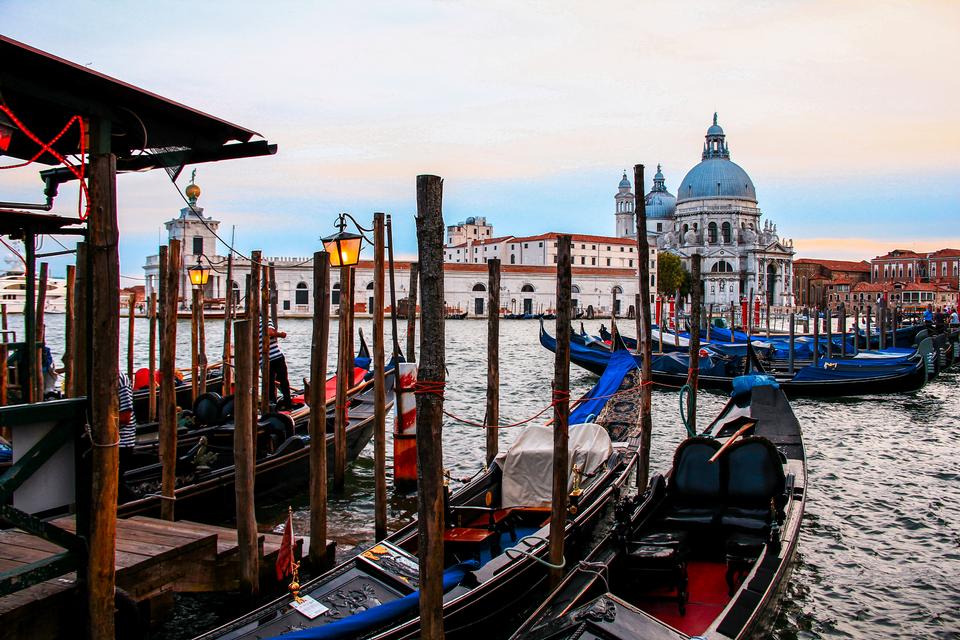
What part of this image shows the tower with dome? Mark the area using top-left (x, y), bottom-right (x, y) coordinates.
top-left (654, 114), bottom-right (795, 306)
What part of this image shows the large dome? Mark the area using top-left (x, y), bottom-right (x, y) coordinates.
top-left (677, 158), bottom-right (756, 203)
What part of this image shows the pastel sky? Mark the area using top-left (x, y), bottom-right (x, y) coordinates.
top-left (2, 0), bottom-right (959, 280)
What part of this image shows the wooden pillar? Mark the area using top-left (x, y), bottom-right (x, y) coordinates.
top-left (148, 293), bottom-right (157, 422)
top-left (233, 319), bottom-right (259, 596)
top-left (879, 304), bottom-right (887, 351)
top-left (0, 344), bottom-right (6, 408)
top-left (222, 249), bottom-right (235, 395)
top-left (414, 174), bottom-right (446, 639)
top-left (334, 264), bottom-right (351, 491)
top-left (248, 251), bottom-right (261, 444)
top-left (35, 261), bottom-right (48, 400)
top-left (865, 305), bottom-right (872, 351)
top-left (853, 306), bottom-right (860, 352)
top-left (86, 142), bottom-right (120, 640)
top-left (825, 306), bottom-right (833, 359)
top-left (22, 237), bottom-right (36, 403)
top-left (71, 243), bottom-right (89, 399)
top-left (191, 288), bottom-right (200, 402)
top-left (706, 303), bottom-right (712, 343)
top-left (765, 297), bottom-right (771, 338)
top-left (812, 305), bottom-right (820, 363)
top-left (159, 240), bottom-right (181, 521)
top-left (840, 303), bottom-right (847, 357)
top-left (373, 213), bottom-right (388, 541)
top-left (486, 259), bottom-right (501, 466)
top-left (405, 262), bottom-right (418, 363)
top-left (126, 292), bottom-right (136, 381)
top-left (687, 255), bottom-right (701, 434)
top-left (269, 263), bottom-right (278, 329)
top-left (634, 164), bottom-right (654, 489)
top-left (260, 263), bottom-right (271, 415)
top-left (198, 288), bottom-right (207, 396)
top-left (385, 215), bottom-right (403, 362)
top-left (550, 235), bottom-right (572, 586)
top-left (730, 303), bottom-right (736, 343)
top-left (788, 312), bottom-right (796, 375)
top-left (64, 265), bottom-right (75, 397)
top-left (309, 252), bottom-right (331, 568)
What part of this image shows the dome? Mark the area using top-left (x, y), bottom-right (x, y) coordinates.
top-left (706, 123), bottom-right (724, 136)
top-left (465, 216), bottom-right (476, 224)
top-left (644, 163), bottom-right (676, 219)
top-left (677, 158), bottom-right (756, 203)
top-left (185, 182), bottom-right (201, 201)
top-left (618, 171), bottom-right (631, 190)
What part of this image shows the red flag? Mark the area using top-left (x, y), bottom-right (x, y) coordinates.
top-left (276, 511), bottom-right (294, 581)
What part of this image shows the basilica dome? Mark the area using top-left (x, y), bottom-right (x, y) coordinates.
top-left (644, 164), bottom-right (676, 219)
top-left (677, 114), bottom-right (757, 204)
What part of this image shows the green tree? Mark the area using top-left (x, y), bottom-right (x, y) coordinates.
top-left (657, 252), bottom-right (691, 297)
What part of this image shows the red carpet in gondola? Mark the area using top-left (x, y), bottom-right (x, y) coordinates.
top-left (636, 561), bottom-right (732, 636)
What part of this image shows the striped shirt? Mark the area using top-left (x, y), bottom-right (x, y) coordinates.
top-left (118, 372), bottom-right (137, 449)
top-left (259, 319), bottom-right (284, 362)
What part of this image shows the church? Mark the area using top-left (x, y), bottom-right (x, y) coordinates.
top-left (615, 114), bottom-right (795, 307)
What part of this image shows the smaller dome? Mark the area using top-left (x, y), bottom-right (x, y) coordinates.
top-left (706, 112), bottom-right (724, 137)
top-left (618, 171), bottom-right (631, 189)
top-left (465, 216), bottom-right (476, 224)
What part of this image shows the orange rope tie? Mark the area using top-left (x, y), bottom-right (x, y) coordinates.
top-left (413, 380), bottom-right (446, 398)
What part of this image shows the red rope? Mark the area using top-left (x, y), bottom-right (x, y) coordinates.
top-left (413, 380), bottom-right (446, 398)
top-left (0, 104), bottom-right (90, 220)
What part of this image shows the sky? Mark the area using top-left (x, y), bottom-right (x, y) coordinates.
top-left (2, 0), bottom-right (959, 280)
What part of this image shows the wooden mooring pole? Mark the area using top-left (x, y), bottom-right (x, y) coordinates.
top-left (687, 254), bottom-right (701, 434)
top-left (127, 292), bottom-right (136, 381)
top-left (71, 242), bottom-right (88, 399)
top-left (159, 240), bottom-right (181, 521)
top-left (405, 262), bottom-right (418, 363)
top-left (198, 287), bottom-right (207, 396)
top-left (840, 303), bottom-right (847, 357)
top-left (191, 288), bottom-right (200, 403)
top-left (853, 306), bottom-right (860, 352)
top-left (233, 319), bottom-right (259, 596)
top-left (35, 261), bottom-right (48, 400)
top-left (634, 164), bottom-right (654, 489)
top-left (486, 259), bottom-right (501, 465)
top-left (415, 174), bottom-right (446, 639)
top-left (373, 213), bottom-right (388, 541)
top-left (222, 246), bottom-right (235, 395)
top-left (788, 311), bottom-right (796, 375)
top-left (87, 140), bottom-right (120, 640)
top-left (64, 265), bottom-right (75, 397)
top-left (812, 305), bottom-right (820, 364)
top-left (148, 292), bottom-right (157, 422)
top-left (248, 250), bottom-right (262, 447)
top-left (334, 263), bottom-right (351, 492)
top-left (260, 263), bottom-right (271, 415)
top-left (825, 306), bottom-right (833, 359)
top-left (309, 251), bottom-right (331, 568)
top-left (550, 235), bottom-right (572, 586)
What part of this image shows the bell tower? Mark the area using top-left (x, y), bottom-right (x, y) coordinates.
top-left (615, 170), bottom-right (635, 238)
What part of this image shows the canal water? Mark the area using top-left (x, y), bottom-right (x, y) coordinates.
top-left (6, 314), bottom-right (959, 638)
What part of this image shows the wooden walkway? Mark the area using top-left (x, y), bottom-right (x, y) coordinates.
top-left (0, 515), bottom-right (323, 640)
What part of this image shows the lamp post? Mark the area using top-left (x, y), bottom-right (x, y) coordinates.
top-left (188, 259), bottom-right (210, 399)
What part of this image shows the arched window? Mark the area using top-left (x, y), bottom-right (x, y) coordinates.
top-left (571, 285), bottom-right (581, 294)
top-left (472, 283), bottom-right (486, 292)
top-left (612, 285), bottom-right (623, 294)
top-left (332, 282), bottom-right (341, 305)
top-left (510, 254), bottom-right (516, 264)
top-left (521, 284), bottom-right (535, 293)
top-left (711, 261), bottom-right (734, 273)
top-left (230, 280), bottom-right (240, 305)
top-left (682, 224), bottom-right (689, 236)
top-left (295, 282), bottom-right (309, 305)
top-left (722, 222), bottom-right (731, 243)
top-left (708, 222), bottom-right (718, 244)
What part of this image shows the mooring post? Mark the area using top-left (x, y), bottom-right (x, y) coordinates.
top-left (148, 292), bottom-right (157, 422)
top-left (223, 248), bottom-right (235, 394)
top-left (86, 139), bottom-right (120, 640)
top-left (865, 304), bottom-right (872, 351)
top-left (634, 164), bottom-right (654, 489)
top-left (550, 235), bottom-right (572, 587)
top-left (233, 319), bottom-right (260, 596)
top-left (126, 292), bottom-right (136, 381)
top-left (486, 258), bottom-right (501, 466)
top-left (405, 262), bottom-right (419, 363)
top-left (159, 240), bottom-right (181, 521)
top-left (64, 265), bottom-right (75, 397)
top-left (269, 262), bottom-right (278, 329)
top-left (825, 305), bottom-right (833, 359)
top-left (198, 287), bottom-right (207, 396)
top-left (260, 263), bottom-right (271, 416)
top-left (687, 254), bottom-right (701, 434)
top-left (334, 264), bottom-right (351, 491)
top-left (706, 303), bottom-right (712, 343)
top-left (71, 242), bottom-right (88, 399)
top-left (891, 304), bottom-right (898, 348)
top-left (35, 261), bottom-right (48, 400)
top-left (840, 303), bottom-right (847, 357)
top-left (191, 288), bottom-right (200, 403)
top-left (414, 174), bottom-right (446, 639)
top-left (373, 213), bottom-right (388, 541)
top-left (309, 251), bottom-right (331, 568)
top-left (812, 305), bottom-right (820, 364)
top-left (788, 311), bottom-right (796, 375)
top-left (879, 302), bottom-right (887, 351)
top-left (729, 302), bottom-right (736, 344)
top-left (765, 297), bottom-right (771, 338)
top-left (248, 251), bottom-right (262, 447)
top-left (853, 305), bottom-right (860, 352)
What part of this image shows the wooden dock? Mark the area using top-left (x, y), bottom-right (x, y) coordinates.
top-left (0, 515), bottom-right (325, 640)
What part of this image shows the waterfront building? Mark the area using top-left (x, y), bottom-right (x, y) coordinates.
top-left (793, 259), bottom-right (871, 308)
top-left (871, 248), bottom-right (960, 290)
top-left (653, 114), bottom-right (795, 307)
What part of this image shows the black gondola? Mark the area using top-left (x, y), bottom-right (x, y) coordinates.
top-left (511, 383), bottom-right (806, 640)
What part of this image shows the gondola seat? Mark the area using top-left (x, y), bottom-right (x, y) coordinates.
top-left (661, 437), bottom-right (723, 529)
top-left (624, 531), bottom-right (689, 614)
top-left (724, 533), bottom-right (766, 595)
top-left (719, 437), bottom-right (785, 533)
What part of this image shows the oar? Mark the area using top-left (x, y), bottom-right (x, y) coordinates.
top-left (709, 419), bottom-right (758, 463)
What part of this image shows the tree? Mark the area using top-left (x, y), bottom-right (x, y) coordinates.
top-left (657, 252), bottom-right (691, 297)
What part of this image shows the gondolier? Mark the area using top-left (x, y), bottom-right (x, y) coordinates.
top-left (118, 371), bottom-right (137, 473)
top-left (259, 318), bottom-right (292, 410)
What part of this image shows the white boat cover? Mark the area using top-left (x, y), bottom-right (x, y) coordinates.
top-left (498, 423), bottom-right (612, 509)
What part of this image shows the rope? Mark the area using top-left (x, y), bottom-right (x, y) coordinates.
top-left (84, 423), bottom-right (120, 448)
top-left (503, 536), bottom-right (566, 570)
top-left (413, 380), bottom-right (446, 398)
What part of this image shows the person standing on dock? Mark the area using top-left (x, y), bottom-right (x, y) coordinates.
top-left (259, 318), bottom-right (292, 410)
top-left (118, 371), bottom-right (137, 473)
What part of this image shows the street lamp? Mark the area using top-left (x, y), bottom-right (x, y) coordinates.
top-left (322, 213), bottom-right (366, 267)
top-left (188, 259), bottom-right (210, 288)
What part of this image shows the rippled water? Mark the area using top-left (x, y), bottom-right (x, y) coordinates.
top-left (5, 314), bottom-right (959, 638)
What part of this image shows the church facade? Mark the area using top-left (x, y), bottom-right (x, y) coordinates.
top-left (616, 115), bottom-right (795, 307)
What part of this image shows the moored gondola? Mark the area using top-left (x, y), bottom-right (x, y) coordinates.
top-left (511, 382), bottom-right (806, 640)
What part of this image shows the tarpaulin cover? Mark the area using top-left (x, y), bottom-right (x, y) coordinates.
top-left (269, 561), bottom-right (480, 640)
top-left (498, 423), bottom-right (612, 509)
top-left (569, 349), bottom-right (638, 425)
top-left (792, 361), bottom-right (919, 382)
top-left (731, 374), bottom-right (780, 399)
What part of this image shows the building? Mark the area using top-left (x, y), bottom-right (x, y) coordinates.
top-left (653, 114), bottom-right (795, 307)
top-left (793, 258), bottom-right (871, 307)
top-left (848, 281), bottom-right (957, 313)
top-left (144, 177), bottom-right (643, 318)
top-left (871, 248), bottom-right (960, 290)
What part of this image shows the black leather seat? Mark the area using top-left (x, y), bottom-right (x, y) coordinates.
top-left (662, 437), bottom-right (723, 528)
top-left (719, 437), bottom-right (785, 533)
top-left (625, 531), bottom-right (690, 614)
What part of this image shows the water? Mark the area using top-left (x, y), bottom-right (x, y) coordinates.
top-left (5, 314), bottom-right (960, 638)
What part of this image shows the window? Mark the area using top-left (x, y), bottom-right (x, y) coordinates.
top-left (521, 284), bottom-right (535, 293)
top-left (722, 222), bottom-right (731, 243)
top-left (581, 244), bottom-right (586, 250)
top-left (606, 246), bottom-right (611, 251)
top-left (581, 256), bottom-right (586, 265)
top-left (193, 236), bottom-right (204, 255)
top-left (553, 256), bottom-right (557, 264)
top-left (332, 282), bottom-right (341, 305)
top-left (295, 282), bottom-right (309, 305)
top-left (628, 259), bottom-right (633, 267)
top-left (592, 245), bottom-right (596, 250)
top-left (524, 243), bottom-right (529, 249)
top-left (657, 223), bottom-right (663, 232)
top-left (538, 242), bottom-right (543, 248)
top-left (606, 258), bottom-right (611, 266)
top-left (472, 283), bottom-right (485, 292)
top-left (708, 222), bottom-right (718, 243)
top-left (711, 261), bottom-right (734, 273)
top-left (553, 242), bottom-right (557, 248)
top-left (510, 255), bottom-right (516, 264)
top-left (591, 257), bottom-right (596, 265)
top-left (620, 247), bottom-right (624, 252)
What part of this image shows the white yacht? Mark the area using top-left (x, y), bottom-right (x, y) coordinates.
top-left (0, 271), bottom-right (68, 314)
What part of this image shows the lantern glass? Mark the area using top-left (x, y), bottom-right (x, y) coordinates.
top-left (189, 265), bottom-right (210, 287)
top-left (322, 232), bottom-right (362, 267)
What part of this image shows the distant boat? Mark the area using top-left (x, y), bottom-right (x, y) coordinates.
top-left (0, 270), bottom-right (68, 314)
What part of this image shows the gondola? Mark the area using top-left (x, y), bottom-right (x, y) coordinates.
top-left (511, 381), bottom-right (806, 640)
top-left (542, 323), bottom-right (934, 398)
top-left (446, 311), bottom-right (469, 320)
top-left (118, 375), bottom-right (394, 521)
top-left (195, 349), bottom-right (647, 640)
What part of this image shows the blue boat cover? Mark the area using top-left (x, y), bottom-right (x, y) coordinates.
top-left (271, 560), bottom-right (480, 639)
top-left (570, 349), bottom-right (637, 425)
top-left (792, 362), bottom-right (917, 382)
top-left (731, 374), bottom-right (779, 399)
top-left (0, 443), bottom-right (10, 463)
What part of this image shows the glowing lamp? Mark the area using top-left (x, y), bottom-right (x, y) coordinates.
top-left (0, 111), bottom-right (14, 153)
top-left (188, 263), bottom-right (210, 287)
